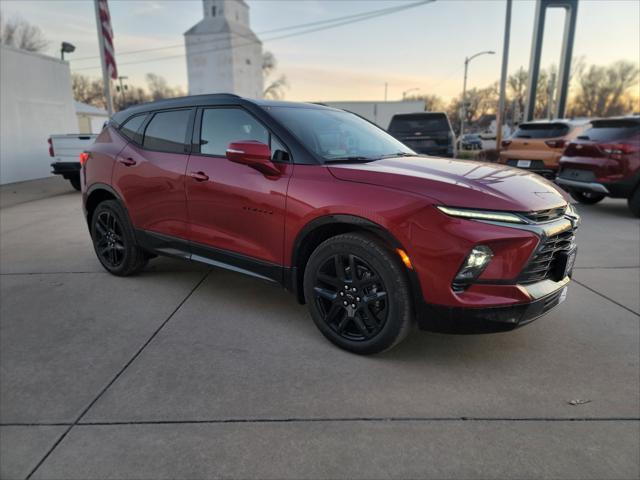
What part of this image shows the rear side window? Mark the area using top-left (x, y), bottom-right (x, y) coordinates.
top-left (143, 110), bottom-right (191, 153)
top-left (513, 123), bottom-right (569, 139)
top-left (200, 108), bottom-right (269, 156)
top-left (582, 120), bottom-right (640, 142)
top-left (119, 114), bottom-right (147, 143)
top-left (388, 114), bottom-right (449, 133)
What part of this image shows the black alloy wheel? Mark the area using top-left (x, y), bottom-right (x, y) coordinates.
top-left (303, 232), bottom-right (413, 354)
top-left (91, 200), bottom-right (148, 276)
top-left (94, 210), bottom-right (125, 268)
top-left (312, 253), bottom-right (388, 341)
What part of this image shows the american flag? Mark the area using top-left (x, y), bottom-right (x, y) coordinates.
top-left (97, 0), bottom-right (117, 80)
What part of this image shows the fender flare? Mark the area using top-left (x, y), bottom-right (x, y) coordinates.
top-left (289, 214), bottom-right (424, 306)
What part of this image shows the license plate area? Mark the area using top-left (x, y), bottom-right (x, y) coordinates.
top-left (517, 160), bottom-right (532, 168)
top-left (553, 246), bottom-right (577, 280)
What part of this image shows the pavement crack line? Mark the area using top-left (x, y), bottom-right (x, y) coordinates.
top-left (24, 270), bottom-right (211, 480)
top-left (573, 279), bottom-right (639, 317)
top-left (5, 417), bottom-right (639, 428)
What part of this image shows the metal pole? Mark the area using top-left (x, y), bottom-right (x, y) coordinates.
top-left (495, 0), bottom-right (512, 150)
top-left (524, 0), bottom-right (546, 121)
top-left (555, 0), bottom-right (578, 118)
top-left (460, 58), bottom-right (468, 137)
top-left (384, 82), bottom-right (388, 102)
top-left (117, 75), bottom-right (128, 109)
top-left (94, 0), bottom-right (114, 116)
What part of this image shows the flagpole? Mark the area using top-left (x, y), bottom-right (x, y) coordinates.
top-left (94, 0), bottom-right (114, 116)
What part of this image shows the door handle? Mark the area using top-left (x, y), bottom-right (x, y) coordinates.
top-left (189, 171), bottom-right (209, 182)
top-left (118, 157), bottom-right (136, 166)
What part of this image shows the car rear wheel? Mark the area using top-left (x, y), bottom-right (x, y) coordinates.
top-left (91, 200), bottom-right (148, 276)
top-left (628, 186), bottom-right (640, 217)
top-left (570, 190), bottom-right (605, 205)
top-left (303, 232), bottom-right (413, 355)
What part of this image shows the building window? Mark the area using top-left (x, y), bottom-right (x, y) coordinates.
top-left (246, 59), bottom-right (251, 65)
top-left (211, 6), bottom-right (216, 16)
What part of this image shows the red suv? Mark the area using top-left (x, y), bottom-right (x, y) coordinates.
top-left (82, 95), bottom-right (580, 354)
top-left (557, 117), bottom-right (640, 216)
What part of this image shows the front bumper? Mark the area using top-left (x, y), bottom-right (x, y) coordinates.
top-left (417, 277), bottom-right (570, 334)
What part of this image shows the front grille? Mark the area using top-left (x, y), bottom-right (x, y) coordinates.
top-left (522, 206), bottom-right (567, 223)
top-left (519, 228), bottom-right (576, 284)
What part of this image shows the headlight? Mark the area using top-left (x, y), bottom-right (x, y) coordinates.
top-left (453, 245), bottom-right (493, 291)
top-left (437, 206), bottom-right (525, 224)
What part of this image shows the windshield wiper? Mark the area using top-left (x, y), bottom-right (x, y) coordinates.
top-left (381, 152), bottom-right (419, 158)
top-left (324, 156), bottom-right (377, 164)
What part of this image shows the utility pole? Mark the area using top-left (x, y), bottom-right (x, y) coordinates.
top-left (460, 50), bottom-right (495, 138)
top-left (117, 75), bottom-right (128, 109)
top-left (384, 83), bottom-right (388, 102)
top-left (495, 0), bottom-right (512, 150)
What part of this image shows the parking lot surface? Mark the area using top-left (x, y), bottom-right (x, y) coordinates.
top-left (1, 180), bottom-right (639, 479)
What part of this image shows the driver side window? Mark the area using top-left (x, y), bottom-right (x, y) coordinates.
top-left (200, 108), bottom-right (269, 157)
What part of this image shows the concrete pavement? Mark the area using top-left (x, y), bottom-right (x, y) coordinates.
top-left (1, 185), bottom-right (638, 479)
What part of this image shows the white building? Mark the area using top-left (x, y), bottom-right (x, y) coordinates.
top-left (322, 101), bottom-right (425, 129)
top-left (0, 45), bottom-right (77, 185)
top-left (75, 101), bottom-right (108, 134)
top-left (184, 0), bottom-right (263, 98)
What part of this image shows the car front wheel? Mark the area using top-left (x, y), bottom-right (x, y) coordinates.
top-left (303, 232), bottom-right (413, 354)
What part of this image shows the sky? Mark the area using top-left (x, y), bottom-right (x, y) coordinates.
top-left (2, 0), bottom-right (639, 102)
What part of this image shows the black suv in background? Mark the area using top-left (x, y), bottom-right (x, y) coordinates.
top-left (388, 112), bottom-right (456, 157)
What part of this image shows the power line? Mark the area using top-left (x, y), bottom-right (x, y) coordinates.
top-left (72, 1), bottom-right (431, 62)
top-left (72, 1), bottom-right (434, 72)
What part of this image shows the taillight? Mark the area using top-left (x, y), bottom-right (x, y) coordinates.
top-left (79, 152), bottom-right (89, 166)
top-left (501, 140), bottom-right (511, 148)
top-left (601, 143), bottom-right (636, 159)
top-left (545, 139), bottom-right (566, 149)
top-left (48, 138), bottom-right (54, 157)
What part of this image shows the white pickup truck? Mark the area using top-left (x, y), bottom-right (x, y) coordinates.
top-left (48, 134), bottom-right (97, 190)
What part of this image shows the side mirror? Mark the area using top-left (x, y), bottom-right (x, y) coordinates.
top-left (225, 140), bottom-right (280, 176)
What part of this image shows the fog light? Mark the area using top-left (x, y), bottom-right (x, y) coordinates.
top-left (453, 245), bottom-right (493, 290)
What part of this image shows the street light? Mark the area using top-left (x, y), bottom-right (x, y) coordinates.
top-left (460, 50), bottom-right (495, 137)
top-left (402, 87), bottom-right (420, 100)
top-left (60, 42), bottom-right (75, 61)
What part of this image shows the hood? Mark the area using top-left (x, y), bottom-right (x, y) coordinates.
top-left (328, 156), bottom-right (569, 212)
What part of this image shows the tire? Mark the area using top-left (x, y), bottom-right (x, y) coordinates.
top-left (90, 200), bottom-right (148, 276)
top-left (570, 190), bottom-right (605, 205)
top-left (69, 176), bottom-right (81, 191)
top-left (628, 186), bottom-right (640, 217)
top-left (303, 232), bottom-right (413, 355)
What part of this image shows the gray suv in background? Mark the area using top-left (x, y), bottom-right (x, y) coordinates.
top-left (388, 112), bottom-right (456, 158)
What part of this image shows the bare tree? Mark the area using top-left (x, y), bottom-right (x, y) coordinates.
top-left (72, 74), bottom-right (106, 109)
top-left (262, 51), bottom-right (289, 100)
top-left (569, 60), bottom-right (639, 117)
top-left (447, 83), bottom-right (499, 132)
top-left (0, 13), bottom-right (48, 52)
top-left (405, 94), bottom-right (445, 112)
top-left (146, 73), bottom-right (184, 101)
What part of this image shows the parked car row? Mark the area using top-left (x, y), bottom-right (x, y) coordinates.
top-left (556, 116), bottom-right (640, 216)
top-left (495, 116), bottom-right (639, 216)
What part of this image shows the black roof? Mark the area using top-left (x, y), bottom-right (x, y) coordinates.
top-left (111, 94), bottom-right (333, 125)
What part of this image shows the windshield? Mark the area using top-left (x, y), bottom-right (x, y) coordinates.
top-left (513, 123), bottom-right (570, 139)
top-left (388, 113), bottom-right (450, 134)
top-left (268, 107), bottom-right (415, 162)
top-left (582, 119), bottom-right (640, 142)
